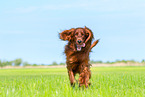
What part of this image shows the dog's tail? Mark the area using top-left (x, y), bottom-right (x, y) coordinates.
top-left (89, 39), bottom-right (100, 52)
top-left (91, 39), bottom-right (100, 49)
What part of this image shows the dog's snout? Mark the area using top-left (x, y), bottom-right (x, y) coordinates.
top-left (77, 40), bottom-right (82, 44)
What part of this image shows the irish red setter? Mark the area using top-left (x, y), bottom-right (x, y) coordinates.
top-left (59, 26), bottom-right (99, 88)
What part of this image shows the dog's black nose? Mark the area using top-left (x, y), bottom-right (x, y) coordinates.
top-left (77, 40), bottom-right (82, 44)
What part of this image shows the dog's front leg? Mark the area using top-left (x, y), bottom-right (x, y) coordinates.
top-left (79, 66), bottom-right (91, 88)
top-left (68, 70), bottom-right (75, 87)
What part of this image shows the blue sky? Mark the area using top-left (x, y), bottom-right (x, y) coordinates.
top-left (0, 0), bottom-right (145, 64)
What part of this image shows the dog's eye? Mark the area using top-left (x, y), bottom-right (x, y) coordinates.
top-left (81, 32), bottom-right (84, 36)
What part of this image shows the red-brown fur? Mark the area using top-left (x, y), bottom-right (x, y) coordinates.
top-left (59, 26), bottom-right (99, 88)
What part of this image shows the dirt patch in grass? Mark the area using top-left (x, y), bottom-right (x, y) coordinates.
top-left (1, 63), bottom-right (145, 69)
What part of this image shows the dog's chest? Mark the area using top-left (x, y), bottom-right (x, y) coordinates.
top-left (67, 52), bottom-right (89, 63)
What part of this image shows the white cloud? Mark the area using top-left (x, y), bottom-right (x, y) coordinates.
top-left (16, 7), bottom-right (38, 13)
top-left (0, 30), bottom-right (25, 34)
top-left (6, 6), bottom-right (39, 13)
top-left (6, 1), bottom-right (100, 13)
top-left (42, 3), bottom-right (89, 10)
top-left (6, 0), bottom-right (145, 14)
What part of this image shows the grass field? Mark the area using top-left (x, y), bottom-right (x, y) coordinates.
top-left (0, 66), bottom-right (145, 97)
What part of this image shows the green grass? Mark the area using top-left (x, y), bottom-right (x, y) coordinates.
top-left (0, 66), bottom-right (145, 97)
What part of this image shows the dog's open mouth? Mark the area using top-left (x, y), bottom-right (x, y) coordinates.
top-left (76, 43), bottom-right (85, 51)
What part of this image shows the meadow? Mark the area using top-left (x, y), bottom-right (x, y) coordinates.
top-left (0, 66), bottom-right (145, 97)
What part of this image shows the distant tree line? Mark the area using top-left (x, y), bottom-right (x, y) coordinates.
top-left (0, 58), bottom-right (66, 67)
top-left (90, 59), bottom-right (145, 64)
top-left (0, 58), bottom-right (43, 67)
top-left (0, 58), bottom-right (22, 67)
top-left (0, 58), bottom-right (145, 67)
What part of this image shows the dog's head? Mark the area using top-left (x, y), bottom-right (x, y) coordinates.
top-left (59, 26), bottom-right (94, 51)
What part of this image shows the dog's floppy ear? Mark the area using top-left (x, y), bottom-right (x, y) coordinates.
top-left (59, 28), bottom-right (75, 41)
top-left (84, 26), bottom-right (94, 43)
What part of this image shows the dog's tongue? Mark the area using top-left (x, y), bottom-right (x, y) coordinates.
top-left (77, 43), bottom-right (85, 51)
